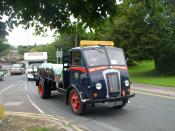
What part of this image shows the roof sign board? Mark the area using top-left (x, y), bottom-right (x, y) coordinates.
top-left (80, 40), bottom-right (114, 47)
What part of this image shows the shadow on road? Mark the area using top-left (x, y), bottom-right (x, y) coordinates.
top-left (48, 92), bottom-right (130, 118)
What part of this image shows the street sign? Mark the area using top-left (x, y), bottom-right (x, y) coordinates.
top-left (56, 50), bottom-right (63, 58)
top-left (56, 48), bottom-right (63, 64)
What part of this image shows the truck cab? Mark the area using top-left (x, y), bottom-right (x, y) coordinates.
top-left (63, 40), bottom-right (135, 114)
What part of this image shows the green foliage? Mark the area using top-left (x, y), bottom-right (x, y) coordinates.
top-left (0, 39), bottom-right (10, 57)
top-left (93, 0), bottom-right (175, 74)
top-left (129, 61), bottom-right (175, 87)
top-left (0, 21), bottom-right (8, 39)
top-left (0, 0), bottom-right (117, 35)
top-left (18, 45), bottom-right (36, 60)
top-left (30, 44), bottom-right (56, 63)
top-left (53, 22), bottom-right (99, 54)
top-left (28, 127), bottom-right (48, 131)
top-left (155, 43), bottom-right (175, 75)
top-left (18, 46), bottom-right (27, 55)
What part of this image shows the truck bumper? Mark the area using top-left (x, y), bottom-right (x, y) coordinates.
top-left (81, 93), bottom-right (135, 104)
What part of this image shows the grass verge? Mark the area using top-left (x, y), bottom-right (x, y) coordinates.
top-left (129, 60), bottom-right (175, 87)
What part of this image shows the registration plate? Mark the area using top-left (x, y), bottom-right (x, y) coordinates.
top-left (105, 101), bottom-right (123, 107)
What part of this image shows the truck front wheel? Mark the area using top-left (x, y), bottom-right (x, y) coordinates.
top-left (38, 80), bottom-right (51, 99)
top-left (69, 89), bottom-right (86, 115)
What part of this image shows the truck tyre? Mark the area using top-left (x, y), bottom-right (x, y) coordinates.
top-left (38, 80), bottom-right (51, 99)
top-left (112, 99), bottom-right (128, 109)
top-left (69, 89), bottom-right (86, 115)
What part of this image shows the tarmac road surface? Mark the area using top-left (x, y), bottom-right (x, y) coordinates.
top-left (0, 74), bottom-right (175, 131)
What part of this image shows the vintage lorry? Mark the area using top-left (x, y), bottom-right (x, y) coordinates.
top-left (36, 40), bottom-right (135, 115)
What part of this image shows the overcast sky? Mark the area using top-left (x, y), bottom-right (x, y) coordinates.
top-left (6, 25), bottom-right (55, 47)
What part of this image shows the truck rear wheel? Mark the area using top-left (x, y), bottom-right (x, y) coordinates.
top-left (69, 89), bottom-right (86, 115)
top-left (38, 80), bottom-right (51, 99)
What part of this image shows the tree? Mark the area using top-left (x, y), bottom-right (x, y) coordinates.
top-left (93, 0), bottom-right (175, 74)
top-left (0, 39), bottom-right (10, 57)
top-left (0, 0), bottom-right (117, 36)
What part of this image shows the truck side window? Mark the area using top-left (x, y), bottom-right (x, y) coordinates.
top-left (72, 51), bottom-right (84, 66)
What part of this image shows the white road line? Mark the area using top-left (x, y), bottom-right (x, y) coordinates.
top-left (27, 95), bottom-right (45, 114)
top-left (131, 90), bottom-right (175, 100)
top-left (0, 84), bottom-right (15, 95)
top-left (24, 83), bottom-right (27, 90)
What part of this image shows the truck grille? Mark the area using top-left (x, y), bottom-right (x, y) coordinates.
top-left (106, 73), bottom-right (120, 93)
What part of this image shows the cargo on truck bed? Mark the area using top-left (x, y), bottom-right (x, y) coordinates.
top-left (37, 63), bottom-right (63, 81)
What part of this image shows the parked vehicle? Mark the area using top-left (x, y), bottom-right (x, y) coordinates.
top-left (0, 71), bottom-right (4, 81)
top-left (36, 40), bottom-right (135, 115)
top-left (10, 64), bottom-right (24, 75)
top-left (0, 64), bottom-right (5, 81)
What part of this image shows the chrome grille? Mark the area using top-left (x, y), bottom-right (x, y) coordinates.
top-left (106, 73), bottom-right (120, 93)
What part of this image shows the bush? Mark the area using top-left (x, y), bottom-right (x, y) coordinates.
top-left (155, 44), bottom-right (175, 75)
top-left (156, 55), bottom-right (175, 75)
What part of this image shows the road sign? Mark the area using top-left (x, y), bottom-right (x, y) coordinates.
top-left (56, 48), bottom-right (63, 64)
top-left (56, 50), bottom-right (63, 58)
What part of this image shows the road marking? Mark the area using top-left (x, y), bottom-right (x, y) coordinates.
top-left (27, 95), bottom-right (45, 114)
top-left (4, 101), bottom-right (23, 106)
top-left (25, 83), bottom-right (27, 90)
top-left (128, 103), bottom-right (145, 108)
top-left (0, 84), bottom-right (15, 95)
top-left (132, 90), bottom-right (175, 100)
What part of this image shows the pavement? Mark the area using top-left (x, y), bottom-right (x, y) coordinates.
top-left (131, 83), bottom-right (175, 97)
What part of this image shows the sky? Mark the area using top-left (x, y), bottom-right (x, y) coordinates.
top-left (6, 26), bottom-right (55, 47)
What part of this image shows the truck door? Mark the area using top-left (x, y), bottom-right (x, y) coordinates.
top-left (69, 50), bottom-right (88, 90)
top-left (63, 53), bottom-right (70, 89)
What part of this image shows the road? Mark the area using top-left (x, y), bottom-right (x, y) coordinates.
top-left (0, 74), bottom-right (175, 131)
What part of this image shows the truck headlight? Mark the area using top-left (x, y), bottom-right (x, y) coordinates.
top-left (125, 80), bottom-right (130, 87)
top-left (96, 83), bottom-right (102, 90)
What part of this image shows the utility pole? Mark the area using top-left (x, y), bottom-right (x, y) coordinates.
top-left (75, 19), bottom-right (78, 47)
top-left (56, 48), bottom-right (58, 64)
top-left (56, 48), bottom-right (63, 64)
top-left (60, 48), bottom-right (62, 64)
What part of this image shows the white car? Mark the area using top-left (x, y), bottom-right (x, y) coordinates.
top-left (26, 64), bottom-right (38, 81)
top-left (10, 64), bottom-right (25, 75)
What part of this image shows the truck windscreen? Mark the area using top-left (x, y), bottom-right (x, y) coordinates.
top-left (106, 48), bottom-right (126, 66)
top-left (83, 47), bottom-right (126, 67)
top-left (83, 48), bottom-right (108, 67)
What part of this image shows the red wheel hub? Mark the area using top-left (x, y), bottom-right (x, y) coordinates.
top-left (38, 81), bottom-right (43, 96)
top-left (70, 91), bottom-right (80, 112)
